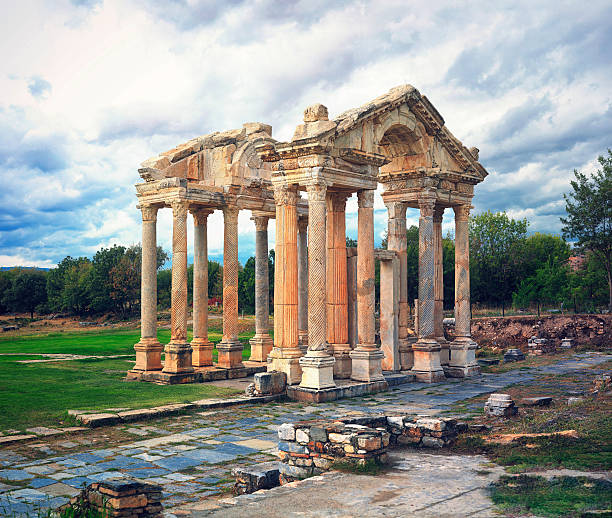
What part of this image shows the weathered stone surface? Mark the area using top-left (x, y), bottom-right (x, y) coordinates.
top-left (278, 423), bottom-right (296, 441)
top-left (484, 393), bottom-right (518, 417)
top-left (521, 397), bottom-right (553, 407)
top-left (254, 371), bottom-right (287, 395)
top-left (504, 349), bottom-right (525, 362)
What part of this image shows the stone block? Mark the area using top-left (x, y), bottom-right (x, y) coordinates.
top-left (232, 462), bottom-right (279, 495)
top-left (357, 435), bottom-right (382, 451)
top-left (77, 413), bottom-right (120, 428)
top-left (279, 463), bottom-right (312, 480)
top-left (278, 423), bottom-right (296, 441)
top-left (278, 441), bottom-right (308, 454)
top-left (421, 436), bottom-right (445, 448)
top-left (415, 418), bottom-right (445, 431)
top-left (328, 432), bottom-right (351, 444)
top-left (254, 371), bottom-right (287, 395)
top-left (521, 397), bottom-right (553, 407)
top-left (503, 349), bottom-right (525, 362)
top-left (309, 426), bottom-right (328, 443)
top-left (313, 457), bottom-right (333, 470)
top-left (295, 429), bottom-right (310, 444)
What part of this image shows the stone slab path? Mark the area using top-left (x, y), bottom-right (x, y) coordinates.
top-left (0, 351), bottom-right (609, 517)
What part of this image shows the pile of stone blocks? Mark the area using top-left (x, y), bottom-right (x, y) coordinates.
top-left (232, 462), bottom-right (280, 495)
top-left (484, 393), bottom-right (518, 417)
top-left (275, 414), bottom-right (462, 484)
top-left (503, 349), bottom-right (525, 362)
top-left (61, 479), bottom-right (162, 517)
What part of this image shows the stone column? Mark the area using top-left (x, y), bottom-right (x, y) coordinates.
top-left (380, 253), bottom-right (400, 372)
top-left (268, 185), bottom-right (302, 384)
top-left (299, 182), bottom-right (335, 389)
top-left (133, 204), bottom-right (163, 371)
top-left (191, 208), bottom-right (214, 367)
top-left (326, 193), bottom-right (351, 378)
top-left (448, 204), bottom-right (480, 377)
top-left (217, 205), bottom-right (244, 369)
top-left (412, 196), bottom-right (445, 382)
top-left (297, 217), bottom-right (309, 352)
top-left (434, 206), bottom-right (449, 366)
top-left (386, 200), bottom-right (413, 370)
top-left (347, 248), bottom-right (358, 349)
top-left (249, 215), bottom-right (273, 362)
top-left (163, 201), bottom-right (194, 374)
top-left (350, 189), bottom-right (384, 382)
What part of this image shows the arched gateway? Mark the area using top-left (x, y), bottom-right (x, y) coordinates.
top-left (128, 85), bottom-right (488, 394)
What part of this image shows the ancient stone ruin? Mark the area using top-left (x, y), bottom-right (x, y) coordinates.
top-left (128, 85), bottom-right (488, 396)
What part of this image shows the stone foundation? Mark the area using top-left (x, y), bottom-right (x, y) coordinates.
top-left (60, 479), bottom-right (162, 517)
top-left (127, 361), bottom-right (266, 384)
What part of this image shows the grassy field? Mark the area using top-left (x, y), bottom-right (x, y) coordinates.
top-left (0, 328), bottom-right (255, 432)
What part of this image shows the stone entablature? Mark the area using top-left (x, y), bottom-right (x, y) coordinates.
top-left (130, 84), bottom-right (488, 389)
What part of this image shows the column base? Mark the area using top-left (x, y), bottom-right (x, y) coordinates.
top-left (217, 340), bottom-right (244, 369)
top-left (398, 338), bottom-right (415, 371)
top-left (447, 337), bottom-right (480, 378)
top-left (133, 338), bottom-right (163, 371)
top-left (411, 338), bottom-right (445, 383)
top-left (299, 352), bottom-right (336, 389)
top-left (330, 344), bottom-right (352, 379)
top-left (162, 342), bottom-right (194, 374)
top-left (190, 338), bottom-right (214, 367)
top-left (267, 347), bottom-right (302, 385)
top-left (248, 335), bottom-right (273, 362)
top-left (298, 331), bottom-right (308, 353)
top-left (437, 337), bottom-right (450, 366)
top-left (350, 347), bottom-right (385, 382)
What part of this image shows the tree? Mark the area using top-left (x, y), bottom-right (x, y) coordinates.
top-left (513, 260), bottom-right (570, 316)
top-left (47, 256), bottom-right (92, 313)
top-left (0, 270), bottom-right (15, 313)
top-left (2, 269), bottom-right (48, 318)
top-left (561, 150), bottom-right (612, 310)
top-left (470, 211), bottom-right (529, 314)
top-left (520, 233), bottom-right (571, 278)
top-left (238, 257), bottom-right (256, 314)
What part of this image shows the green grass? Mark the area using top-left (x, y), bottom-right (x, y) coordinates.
top-left (491, 475), bottom-right (612, 517)
top-left (0, 328), bottom-right (256, 432)
top-left (331, 458), bottom-right (388, 475)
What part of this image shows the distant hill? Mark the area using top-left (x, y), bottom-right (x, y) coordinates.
top-left (0, 266), bottom-right (50, 271)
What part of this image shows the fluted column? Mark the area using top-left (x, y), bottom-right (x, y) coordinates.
top-left (434, 206), bottom-right (449, 365)
top-left (448, 204), bottom-right (480, 377)
top-left (326, 193), bottom-right (351, 378)
top-left (350, 189), bottom-right (384, 382)
top-left (299, 181), bottom-right (335, 389)
top-left (268, 185), bottom-right (302, 384)
top-left (297, 217), bottom-right (309, 352)
top-left (133, 204), bottom-right (162, 371)
top-left (386, 200), bottom-right (413, 370)
top-left (217, 205), bottom-right (243, 369)
top-left (191, 208), bottom-right (214, 367)
top-left (412, 196), bottom-right (444, 382)
top-left (249, 214), bottom-right (273, 362)
top-left (163, 201), bottom-right (193, 374)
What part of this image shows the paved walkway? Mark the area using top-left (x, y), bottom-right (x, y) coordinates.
top-left (0, 352), bottom-right (609, 517)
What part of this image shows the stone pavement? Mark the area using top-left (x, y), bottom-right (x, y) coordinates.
top-left (0, 351), bottom-right (609, 517)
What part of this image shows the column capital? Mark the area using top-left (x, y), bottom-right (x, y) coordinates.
top-left (190, 207), bottom-right (213, 226)
top-left (327, 192), bottom-right (350, 212)
top-left (297, 216), bottom-right (308, 232)
top-left (140, 205), bottom-right (158, 222)
top-left (273, 184), bottom-right (298, 206)
top-left (357, 189), bottom-right (375, 209)
top-left (433, 206), bottom-right (445, 223)
top-left (251, 215), bottom-right (269, 231)
top-left (453, 204), bottom-right (472, 221)
top-left (171, 201), bottom-right (189, 219)
top-left (223, 204), bottom-right (240, 220)
top-left (385, 200), bottom-right (407, 220)
top-left (418, 196), bottom-right (436, 218)
top-left (306, 181), bottom-right (327, 202)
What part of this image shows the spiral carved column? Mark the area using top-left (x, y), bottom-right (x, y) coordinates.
top-left (191, 208), bottom-right (214, 367)
top-left (412, 196), bottom-right (445, 382)
top-left (217, 205), bottom-right (244, 369)
top-left (297, 217), bottom-right (309, 352)
top-left (133, 204), bottom-right (163, 371)
top-left (350, 189), bottom-right (384, 382)
top-left (163, 201), bottom-right (194, 374)
top-left (299, 181), bottom-right (335, 389)
top-left (448, 204), bottom-right (480, 377)
top-left (249, 215), bottom-right (273, 362)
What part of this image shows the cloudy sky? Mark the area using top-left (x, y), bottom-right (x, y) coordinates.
top-left (1, 0), bottom-right (610, 267)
